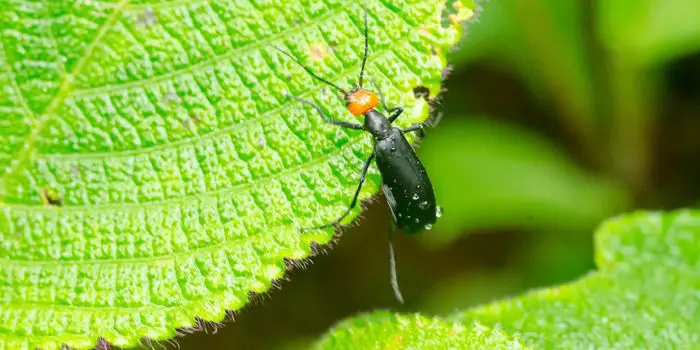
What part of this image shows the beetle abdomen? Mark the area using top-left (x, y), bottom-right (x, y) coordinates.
top-left (375, 128), bottom-right (437, 234)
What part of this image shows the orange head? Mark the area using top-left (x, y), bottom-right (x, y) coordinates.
top-left (346, 89), bottom-right (379, 116)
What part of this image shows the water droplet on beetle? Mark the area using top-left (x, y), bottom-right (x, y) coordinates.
top-left (411, 193), bottom-right (419, 200)
top-left (390, 147), bottom-right (396, 152)
top-left (436, 206), bottom-right (443, 218)
top-left (416, 185), bottom-right (421, 190)
top-left (424, 224), bottom-right (433, 230)
top-left (414, 218), bottom-right (420, 223)
top-left (418, 201), bottom-right (429, 209)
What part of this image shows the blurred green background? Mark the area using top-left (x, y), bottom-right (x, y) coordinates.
top-left (178, 0), bottom-right (700, 348)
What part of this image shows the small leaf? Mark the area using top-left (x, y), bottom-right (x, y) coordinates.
top-left (456, 209), bottom-right (700, 348)
top-left (312, 210), bottom-right (700, 348)
top-left (313, 311), bottom-right (529, 350)
top-left (0, 0), bottom-right (474, 348)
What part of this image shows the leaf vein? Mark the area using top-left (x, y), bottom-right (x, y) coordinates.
top-left (0, 0), bottom-right (132, 196)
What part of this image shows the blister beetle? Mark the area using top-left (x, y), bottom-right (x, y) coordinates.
top-left (275, 10), bottom-right (441, 303)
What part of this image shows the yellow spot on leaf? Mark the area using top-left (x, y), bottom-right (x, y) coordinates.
top-left (308, 44), bottom-right (330, 61)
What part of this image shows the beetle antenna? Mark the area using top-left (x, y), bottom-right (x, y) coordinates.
top-left (358, 8), bottom-right (369, 88)
top-left (388, 224), bottom-right (404, 304)
top-left (273, 46), bottom-right (348, 96)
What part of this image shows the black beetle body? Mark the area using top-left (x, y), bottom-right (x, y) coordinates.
top-left (366, 111), bottom-right (437, 234)
top-left (275, 8), bottom-right (441, 303)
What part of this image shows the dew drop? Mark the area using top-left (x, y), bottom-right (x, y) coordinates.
top-left (390, 147), bottom-right (396, 152)
top-left (411, 193), bottom-right (419, 200)
top-left (416, 185), bottom-right (421, 190)
top-left (424, 224), bottom-right (433, 230)
top-left (436, 206), bottom-right (443, 218)
top-left (414, 218), bottom-right (420, 223)
top-left (418, 201), bottom-right (429, 209)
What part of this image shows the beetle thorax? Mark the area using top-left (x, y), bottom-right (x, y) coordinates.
top-left (363, 109), bottom-right (391, 136)
top-left (346, 89), bottom-right (379, 116)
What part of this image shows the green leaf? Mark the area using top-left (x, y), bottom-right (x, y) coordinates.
top-left (312, 311), bottom-right (529, 350)
top-left (312, 210), bottom-right (700, 348)
top-left (0, 1), bottom-right (474, 348)
top-left (418, 118), bottom-right (628, 247)
top-left (598, 0), bottom-right (700, 66)
top-left (448, 0), bottom-right (599, 151)
top-left (456, 209), bottom-right (700, 348)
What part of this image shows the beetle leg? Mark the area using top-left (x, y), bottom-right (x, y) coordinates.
top-left (369, 78), bottom-right (392, 113)
top-left (300, 152), bottom-right (376, 232)
top-left (286, 94), bottom-right (364, 130)
top-left (370, 78), bottom-right (405, 122)
top-left (388, 222), bottom-right (405, 304)
top-left (370, 77), bottom-right (406, 116)
top-left (401, 123), bottom-right (428, 134)
top-left (387, 106), bottom-right (404, 123)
